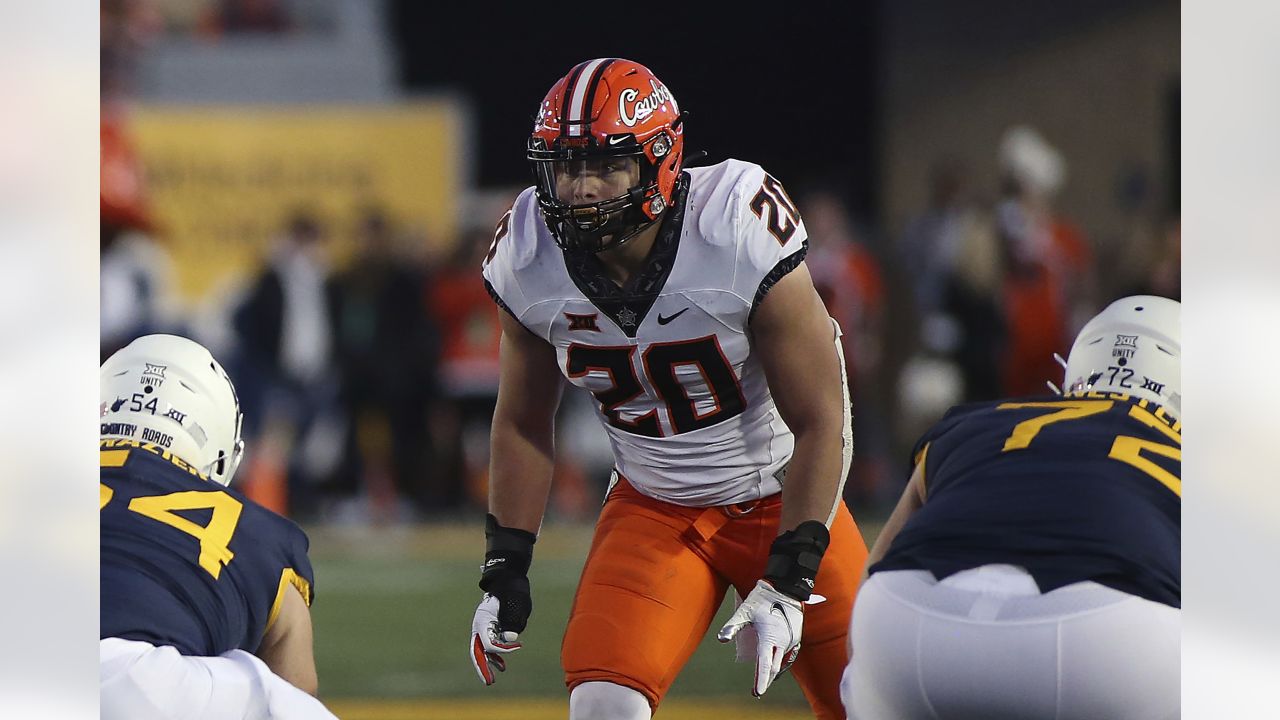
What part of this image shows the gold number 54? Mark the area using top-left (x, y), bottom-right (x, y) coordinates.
top-left (101, 484), bottom-right (244, 579)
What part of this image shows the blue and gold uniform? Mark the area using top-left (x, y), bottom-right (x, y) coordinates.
top-left (872, 391), bottom-right (1180, 608)
top-left (100, 438), bottom-right (315, 655)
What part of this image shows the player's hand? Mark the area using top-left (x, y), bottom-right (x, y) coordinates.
top-left (717, 579), bottom-right (825, 698)
top-left (469, 513), bottom-right (536, 686)
top-left (469, 590), bottom-right (528, 685)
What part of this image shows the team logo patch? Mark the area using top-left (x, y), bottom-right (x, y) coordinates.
top-left (565, 312), bottom-right (601, 332)
top-left (142, 363), bottom-right (167, 388)
top-left (1112, 334), bottom-right (1139, 360)
top-left (1141, 377), bottom-right (1165, 394)
top-left (616, 307), bottom-right (638, 328)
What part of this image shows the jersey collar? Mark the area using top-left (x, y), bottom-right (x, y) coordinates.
top-left (561, 172), bottom-right (690, 338)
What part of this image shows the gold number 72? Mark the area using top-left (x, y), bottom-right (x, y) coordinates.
top-left (996, 400), bottom-right (1114, 450)
top-left (997, 400), bottom-right (1181, 497)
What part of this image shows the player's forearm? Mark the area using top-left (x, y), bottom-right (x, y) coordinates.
top-left (487, 419), bottom-right (555, 534)
top-left (777, 422), bottom-right (848, 531)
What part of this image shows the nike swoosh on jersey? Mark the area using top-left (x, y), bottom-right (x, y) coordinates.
top-left (657, 308), bottom-right (689, 325)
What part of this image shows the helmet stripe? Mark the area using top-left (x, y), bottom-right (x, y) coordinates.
top-left (566, 57), bottom-right (610, 137)
top-left (559, 60), bottom-right (593, 135)
top-left (582, 58), bottom-right (618, 135)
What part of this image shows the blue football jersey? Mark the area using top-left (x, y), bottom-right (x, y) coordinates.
top-left (100, 438), bottom-right (315, 655)
top-left (872, 391), bottom-right (1180, 608)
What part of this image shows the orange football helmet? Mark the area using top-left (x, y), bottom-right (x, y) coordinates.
top-left (528, 58), bottom-right (685, 253)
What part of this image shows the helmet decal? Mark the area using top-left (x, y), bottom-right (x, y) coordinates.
top-left (142, 363), bottom-right (167, 388)
top-left (618, 79), bottom-right (675, 127)
top-left (562, 58), bottom-right (615, 138)
top-left (1061, 296), bottom-right (1180, 416)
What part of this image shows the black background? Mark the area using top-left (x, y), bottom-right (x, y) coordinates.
top-left (389, 1), bottom-right (880, 218)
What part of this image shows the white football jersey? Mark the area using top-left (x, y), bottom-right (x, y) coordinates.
top-left (483, 159), bottom-right (814, 506)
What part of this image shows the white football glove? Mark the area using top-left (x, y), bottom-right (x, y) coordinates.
top-left (469, 593), bottom-right (523, 686)
top-left (717, 579), bottom-right (825, 697)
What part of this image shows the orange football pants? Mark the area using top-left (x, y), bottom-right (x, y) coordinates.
top-left (562, 476), bottom-right (868, 719)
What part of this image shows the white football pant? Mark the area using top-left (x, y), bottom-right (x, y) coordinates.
top-left (842, 564), bottom-right (1180, 720)
top-left (569, 681), bottom-right (651, 720)
top-left (100, 637), bottom-right (338, 720)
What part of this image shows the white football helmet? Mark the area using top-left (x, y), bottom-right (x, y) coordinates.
top-left (1062, 295), bottom-right (1180, 416)
top-left (100, 334), bottom-right (245, 485)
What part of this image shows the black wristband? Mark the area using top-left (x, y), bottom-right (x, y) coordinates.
top-left (478, 514), bottom-right (537, 634)
top-left (763, 520), bottom-right (831, 601)
top-left (479, 513), bottom-right (536, 587)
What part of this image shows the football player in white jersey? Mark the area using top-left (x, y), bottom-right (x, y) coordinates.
top-left (466, 58), bottom-right (869, 720)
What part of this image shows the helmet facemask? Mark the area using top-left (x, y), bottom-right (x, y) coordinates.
top-left (529, 132), bottom-right (674, 254)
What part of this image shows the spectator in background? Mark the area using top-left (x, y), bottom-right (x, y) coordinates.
top-left (899, 158), bottom-right (972, 323)
top-left (897, 158), bottom-right (1004, 407)
top-left (426, 228), bottom-right (503, 511)
top-left (232, 211), bottom-right (343, 520)
top-left (801, 188), bottom-right (886, 396)
top-left (944, 209), bottom-right (1006, 402)
top-left (427, 225), bottom-right (602, 517)
top-left (101, 0), bottom-right (162, 101)
top-left (1112, 166), bottom-right (1181, 302)
top-left (995, 125), bottom-right (1095, 397)
top-left (798, 187), bottom-right (892, 509)
top-left (894, 208), bottom-right (1004, 465)
top-left (1136, 217), bottom-right (1180, 301)
top-left (101, 111), bottom-right (182, 361)
top-left (329, 209), bottom-right (440, 520)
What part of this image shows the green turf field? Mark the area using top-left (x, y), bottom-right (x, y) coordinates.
top-left (307, 518), bottom-right (882, 718)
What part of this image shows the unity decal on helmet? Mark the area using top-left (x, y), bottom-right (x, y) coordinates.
top-left (142, 363), bottom-right (167, 388)
top-left (618, 79), bottom-right (674, 127)
top-left (1112, 335), bottom-right (1138, 362)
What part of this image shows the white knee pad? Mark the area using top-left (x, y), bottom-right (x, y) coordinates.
top-left (569, 681), bottom-right (651, 720)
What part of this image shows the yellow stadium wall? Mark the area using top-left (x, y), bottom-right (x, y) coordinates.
top-left (128, 101), bottom-right (468, 302)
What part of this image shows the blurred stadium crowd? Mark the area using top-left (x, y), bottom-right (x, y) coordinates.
top-left (100, 0), bottom-right (1180, 525)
